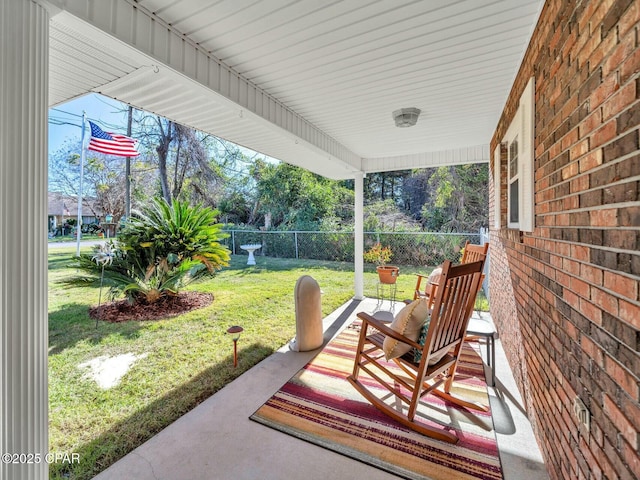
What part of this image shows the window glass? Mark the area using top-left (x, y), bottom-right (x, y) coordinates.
top-left (509, 138), bottom-right (518, 178)
top-left (509, 180), bottom-right (519, 224)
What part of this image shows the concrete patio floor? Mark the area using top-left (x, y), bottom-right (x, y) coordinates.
top-left (94, 298), bottom-right (549, 480)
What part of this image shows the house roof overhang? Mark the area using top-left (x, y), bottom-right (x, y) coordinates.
top-left (45, 0), bottom-right (544, 179)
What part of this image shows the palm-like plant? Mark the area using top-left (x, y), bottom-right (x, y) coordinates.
top-left (75, 198), bottom-right (230, 304)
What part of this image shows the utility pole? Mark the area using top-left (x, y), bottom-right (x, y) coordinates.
top-left (125, 105), bottom-right (133, 219)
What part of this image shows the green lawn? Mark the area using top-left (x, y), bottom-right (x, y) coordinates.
top-left (47, 247), bottom-right (487, 479)
top-left (48, 233), bottom-right (106, 243)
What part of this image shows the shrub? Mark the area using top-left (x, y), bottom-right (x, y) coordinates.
top-left (75, 198), bottom-right (230, 304)
top-left (363, 243), bottom-right (393, 266)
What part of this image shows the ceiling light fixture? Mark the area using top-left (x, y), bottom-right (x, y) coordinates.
top-left (392, 107), bottom-right (421, 127)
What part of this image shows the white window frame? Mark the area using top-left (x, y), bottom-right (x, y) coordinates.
top-left (503, 77), bottom-right (535, 232)
top-left (506, 123), bottom-right (520, 228)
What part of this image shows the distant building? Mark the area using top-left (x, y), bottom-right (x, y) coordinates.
top-left (48, 192), bottom-right (102, 233)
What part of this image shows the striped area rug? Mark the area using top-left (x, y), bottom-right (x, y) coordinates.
top-left (251, 323), bottom-right (502, 480)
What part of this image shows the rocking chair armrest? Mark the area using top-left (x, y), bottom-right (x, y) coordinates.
top-left (415, 274), bottom-right (440, 288)
top-left (356, 312), bottom-right (422, 350)
top-left (414, 273), bottom-right (429, 289)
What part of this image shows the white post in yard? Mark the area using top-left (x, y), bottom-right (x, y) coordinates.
top-left (0, 1), bottom-right (50, 479)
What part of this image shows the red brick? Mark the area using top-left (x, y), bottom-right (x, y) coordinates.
top-left (622, 440), bottom-right (640, 480)
top-left (590, 119), bottom-right (617, 148)
top-left (563, 258), bottom-right (580, 275)
top-left (570, 174), bottom-right (590, 194)
top-left (603, 394), bottom-right (638, 449)
top-left (557, 269), bottom-right (571, 288)
top-left (572, 277), bottom-right (591, 299)
top-left (602, 27), bottom-right (637, 78)
top-left (619, 299), bottom-right (640, 329)
top-left (577, 22), bottom-right (609, 70)
top-left (579, 436), bottom-right (603, 480)
top-left (590, 208), bottom-right (619, 227)
top-left (621, 394), bottom-right (640, 434)
top-left (602, 80), bottom-right (637, 120)
top-left (572, 245), bottom-right (591, 261)
top-left (578, 1), bottom-right (602, 38)
top-left (603, 271), bottom-right (638, 300)
top-left (489, 2), bottom-right (640, 479)
top-left (596, 0), bottom-right (623, 34)
top-left (564, 195), bottom-right (579, 209)
top-left (549, 140), bottom-right (563, 160)
top-left (603, 130), bottom-right (639, 162)
top-left (581, 335), bottom-right (604, 366)
top-left (591, 287), bottom-right (619, 316)
top-left (605, 356), bottom-right (639, 401)
top-left (564, 317), bottom-right (579, 341)
top-left (580, 298), bottom-right (603, 326)
top-left (562, 162), bottom-right (579, 180)
top-left (597, 446), bottom-right (618, 480)
top-left (562, 128), bottom-right (580, 151)
top-left (620, 46), bottom-right (640, 85)
top-left (538, 174), bottom-right (550, 189)
top-left (564, 288), bottom-right (581, 310)
top-left (570, 138), bottom-right (590, 160)
top-left (618, 0), bottom-right (640, 37)
top-left (581, 264), bottom-right (603, 285)
top-left (590, 74), bottom-right (619, 110)
top-left (580, 108), bottom-right (603, 138)
top-left (617, 101), bottom-right (640, 135)
top-left (579, 149), bottom-right (603, 173)
top-left (560, 94), bottom-right (579, 123)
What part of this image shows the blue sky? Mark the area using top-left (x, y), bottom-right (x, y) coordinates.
top-left (48, 93), bottom-right (131, 155)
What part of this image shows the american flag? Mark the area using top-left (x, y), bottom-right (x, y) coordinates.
top-left (87, 120), bottom-right (140, 157)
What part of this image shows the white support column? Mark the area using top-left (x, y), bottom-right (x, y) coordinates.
top-left (1, 1), bottom-right (50, 480)
top-left (354, 172), bottom-right (364, 300)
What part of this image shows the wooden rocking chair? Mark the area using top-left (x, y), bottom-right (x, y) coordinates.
top-left (413, 240), bottom-right (489, 307)
top-left (348, 259), bottom-right (488, 444)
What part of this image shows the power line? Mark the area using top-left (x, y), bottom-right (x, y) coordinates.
top-left (49, 106), bottom-right (126, 132)
top-left (50, 107), bottom-right (82, 118)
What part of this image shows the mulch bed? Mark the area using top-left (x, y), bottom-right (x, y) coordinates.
top-left (89, 291), bottom-right (213, 323)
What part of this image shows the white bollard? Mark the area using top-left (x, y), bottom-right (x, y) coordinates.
top-left (290, 275), bottom-right (323, 352)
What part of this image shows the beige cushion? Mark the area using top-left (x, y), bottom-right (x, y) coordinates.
top-left (382, 299), bottom-right (430, 360)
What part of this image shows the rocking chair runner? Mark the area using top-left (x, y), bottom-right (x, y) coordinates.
top-left (348, 259), bottom-right (488, 444)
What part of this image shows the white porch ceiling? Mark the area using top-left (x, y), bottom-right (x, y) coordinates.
top-left (47, 0), bottom-right (544, 179)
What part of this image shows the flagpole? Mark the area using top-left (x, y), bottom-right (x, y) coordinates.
top-left (76, 111), bottom-right (87, 257)
top-left (125, 105), bottom-right (133, 219)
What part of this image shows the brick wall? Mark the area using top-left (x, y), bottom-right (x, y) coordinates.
top-left (489, 1), bottom-right (639, 479)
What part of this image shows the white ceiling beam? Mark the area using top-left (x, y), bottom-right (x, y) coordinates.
top-left (363, 145), bottom-right (490, 174)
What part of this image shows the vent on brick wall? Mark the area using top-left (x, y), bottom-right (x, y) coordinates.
top-left (573, 397), bottom-right (590, 433)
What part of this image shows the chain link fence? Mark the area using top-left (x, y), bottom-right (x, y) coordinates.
top-left (222, 230), bottom-right (482, 267)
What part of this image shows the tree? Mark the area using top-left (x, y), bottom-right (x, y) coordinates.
top-left (364, 171), bottom-right (411, 203)
top-left (363, 199), bottom-right (421, 231)
top-left (48, 140), bottom-right (155, 222)
top-left (254, 162), bottom-right (353, 230)
top-left (401, 169), bottom-right (435, 217)
top-left (419, 164), bottom-right (489, 232)
top-left (135, 114), bottom-right (235, 209)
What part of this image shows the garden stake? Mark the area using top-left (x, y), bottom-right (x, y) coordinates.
top-left (92, 243), bottom-right (115, 328)
top-left (227, 326), bottom-right (244, 367)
